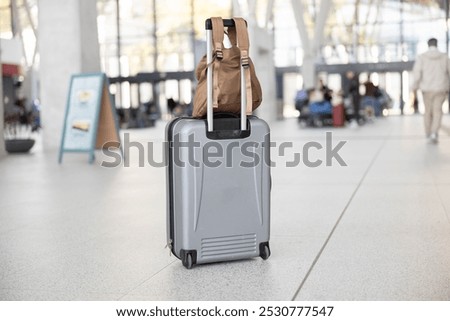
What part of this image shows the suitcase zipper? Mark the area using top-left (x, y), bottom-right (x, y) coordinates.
top-left (167, 118), bottom-right (186, 260)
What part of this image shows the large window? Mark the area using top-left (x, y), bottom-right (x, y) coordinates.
top-left (97, 0), bottom-right (231, 76)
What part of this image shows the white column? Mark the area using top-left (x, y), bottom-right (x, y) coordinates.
top-left (291, 0), bottom-right (332, 89)
top-left (38, 0), bottom-right (101, 151)
top-left (313, 0), bottom-right (332, 56)
top-left (0, 39), bottom-right (6, 157)
top-left (0, 69), bottom-right (5, 158)
top-left (249, 25), bottom-right (278, 123)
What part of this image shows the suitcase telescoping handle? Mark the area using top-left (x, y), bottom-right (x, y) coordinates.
top-left (205, 19), bottom-right (237, 29)
top-left (205, 18), bottom-right (248, 132)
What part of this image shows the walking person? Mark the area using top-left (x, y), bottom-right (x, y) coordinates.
top-left (412, 38), bottom-right (450, 144)
top-left (344, 71), bottom-right (361, 125)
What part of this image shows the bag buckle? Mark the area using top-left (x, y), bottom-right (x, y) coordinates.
top-left (241, 57), bottom-right (249, 68)
top-left (214, 47), bottom-right (223, 60)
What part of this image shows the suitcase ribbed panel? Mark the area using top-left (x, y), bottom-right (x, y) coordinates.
top-left (201, 233), bottom-right (257, 258)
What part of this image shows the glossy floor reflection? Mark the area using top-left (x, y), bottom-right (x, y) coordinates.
top-left (1, 115), bottom-right (449, 300)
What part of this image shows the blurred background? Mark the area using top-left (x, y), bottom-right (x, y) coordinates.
top-left (0, 0), bottom-right (449, 151)
top-left (1, 1), bottom-right (450, 302)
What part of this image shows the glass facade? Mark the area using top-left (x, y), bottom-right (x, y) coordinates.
top-left (1, 0), bottom-right (449, 114)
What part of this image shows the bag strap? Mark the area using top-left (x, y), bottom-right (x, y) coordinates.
top-left (232, 17), bottom-right (253, 115)
top-left (227, 28), bottom-right (237, 46)
top-left (211, 17), bottom-right (224, 59)
top-left (210, 17), bottom-right (224, 110)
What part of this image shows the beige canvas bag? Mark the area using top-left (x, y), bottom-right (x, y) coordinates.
top-left (192, 17), bottom-right (262, 118)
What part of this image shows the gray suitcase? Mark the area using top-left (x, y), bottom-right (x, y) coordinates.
top-left (166, 18), bottom-right (271, 269)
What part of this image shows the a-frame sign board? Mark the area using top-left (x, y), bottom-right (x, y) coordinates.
top-left (58, 73), bottom-right (122, 164)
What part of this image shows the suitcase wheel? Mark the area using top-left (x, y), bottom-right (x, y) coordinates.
top-left (180, 249), bottom-right (196, 269)
top-left (259, 243), bottom-right (271, 260)
top-left (182, 253), bottom-right (194, 269)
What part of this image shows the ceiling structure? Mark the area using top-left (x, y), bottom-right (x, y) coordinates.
top-left (0, 0), bottom-right (448, 73)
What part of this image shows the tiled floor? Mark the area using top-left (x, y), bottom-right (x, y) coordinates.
top-left (1, 115), bottom-right (449, 300)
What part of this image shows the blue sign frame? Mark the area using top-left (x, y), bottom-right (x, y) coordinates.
top-left (58, 73), bottom-right (122, 164)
